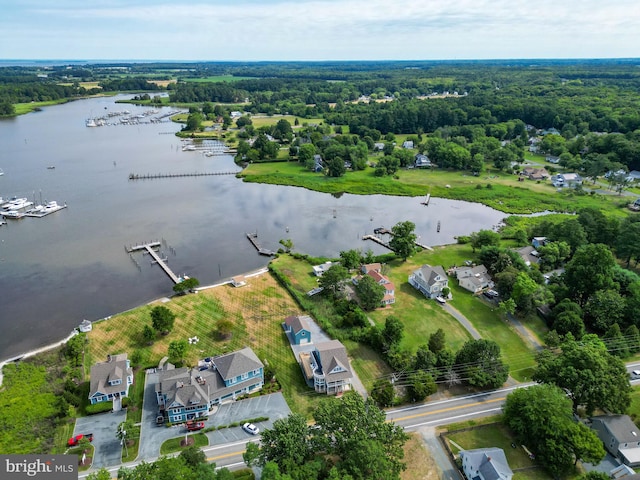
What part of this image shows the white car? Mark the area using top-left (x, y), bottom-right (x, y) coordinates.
top-left (631, 370), bottom-right (640, 379)
top-left (242, 422), bottom-right (259, 435)
top-left (435, 296), bottom-right (446, 304)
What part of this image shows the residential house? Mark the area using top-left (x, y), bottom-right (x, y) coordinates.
top-left (365, 269), bottom-right (396, 305)
top-left (514, 245), bottom-right (540, 266)
top-left (455, 265), bottom-right (493, 294)
top-left (312, 261), bottom-right (339, 277)
top-left (591, 415), bottom-right (640, 467)
top-left (552, 173), bottom-right (582, 188)
top-left (460, 448), bottom-right (513, 480)
top-left (610, 463), bottom-right (638, 479)
top-left (373, 142), bottom-right (385, 152)
top-left (531, 237), bottom-right (547, 249)
top-left (415, 153), bottom-right (432, 168)
top-left (361, 263), bottom-right (382, 274)
top-left (402, 140), bottom-right (414, 149)
top-left (409, 265), bottom-right (448, 299)
top-left (628, 170), bottom-right (640, 183)
top-left (89, 354), bottom-right (134, 410)
top-left (312, 154), bottom-right (324, 172)
top-left (155, 347), bottom-right (264, 423)
top-left (545, 155), bottom-right (560, 164)
top-left (521, 167), bottom-right (549, 181)
top-left (283, 315), bottom-right (312, 345)
top-left (635, 198), bottom-right (640, 208)
top-left (231, 275), bottom-right (247, 287)
top-left (300, 340), bottom-right (353, 395)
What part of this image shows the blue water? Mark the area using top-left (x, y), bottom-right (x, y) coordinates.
top-left (0, 95), bottom-right (506, 360)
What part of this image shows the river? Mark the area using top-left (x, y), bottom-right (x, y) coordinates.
top-left (0, 95), bottom-right (507, 360)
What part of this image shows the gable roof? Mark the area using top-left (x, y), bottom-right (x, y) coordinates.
top-left (213, 347), bottom-right (263, 381)
top-left (593, 415), bottom-right (640, 444)
top-left (315, 340), bottom-right (352, 382)
top-left (417, 265), bottom-right (447, 286)
top-left (461, 448), bottom-right (513, 480)
top-left (90, 353), bottom-right (132, 398)
top-left (284, 315), bottom-right (311, 335)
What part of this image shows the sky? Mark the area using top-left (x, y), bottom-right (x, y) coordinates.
top-left (1, 0), bottom-right (640, 61)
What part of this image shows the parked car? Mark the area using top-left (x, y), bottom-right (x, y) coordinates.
top-left (242, 422), bottom-right (259, 435)
top-left (68, 433), bottom-right (93, 447)
top-left (185, 420), bottom-right (205, 432)
top-left (435, 296), bottom-right (446, 304)
top-left (631, 370), bottom-right (640, 379)
top-left (483, 290), bottom-right (499, 299)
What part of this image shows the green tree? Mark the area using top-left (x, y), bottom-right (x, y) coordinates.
top-left (388, 221), bottom-right (417, 261)
top-left (339, 249), bottom-right (362, 270)
top-left (533, 335), bottom-right (631, 414)
top-left (65, 333), bottom-right (85, 367)
top-left (173, 277), bottom-right (200, 295)
top-left (151, 305), bottom-right (176, 333)
top-left (355, 274), bottom-right (385, 311)
top-left (278, 238), bottom-right (293, 253)
top-left (142, 324), bottom-right (156, 344)
top-left (454, 339), bottom-right (508, 389)
top-left (469, 229), bottom-right (501, 253)
top-left (584, 289), bottom-right (626, 332)
top-left (168, 340), bottom-right (188, 364)
top-left (86, 468), bottom-right (112, 480)
top-left (511, 272), bottom-right (554, 315)
top-left (616, 221), bottom-right (640, 267)
top-left (297, 143), bottom-right (316, 168)
top-left (313, 392), bottom-right (408, 480)
top-left (382, 316), bottom-right (404, 351)
top-left (371, 378), bottom-right (395, 407)
top-left (428, 328), bottom-right (446, 354)
top-left (179, 445), bottom-right (206, 469)
top-left (326, 156), bottom-right (346, 177)
top-left (553, 311), bottom-right (585, 339)
top-left (319, 264), bottom-right (350, 298)
top-left (407, 371), bottom-right (436, 402)
top-left (257, 413), bottom-right (312, 473)
top-left (503, 384), bottom-right (605, 477)
top-left (564, 243), bottom-right (616, 306)
top-left (185, 112), bottom-right (203, 131)
top-left (603, 323), bottom-right (629, 358)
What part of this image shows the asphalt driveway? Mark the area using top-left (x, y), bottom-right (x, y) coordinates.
top-left (138, 370), bottom-right (292, 461)
top-left (73, 409), bottom-right (127, 469)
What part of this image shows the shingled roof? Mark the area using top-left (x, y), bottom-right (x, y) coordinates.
top-left (213, 347), bottom-right (263, 381)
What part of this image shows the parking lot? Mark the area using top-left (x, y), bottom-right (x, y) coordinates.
top-left (72, 409), bottom-right (127, 468)
top-left (137, 371), bottom-right (291, 461)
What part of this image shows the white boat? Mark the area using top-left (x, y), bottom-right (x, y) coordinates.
top-left (7, 199), bottom-right (33, 210)
top-left (182, 145), bottom-right (197, 151)
top-left (0, 168), bottom-right (4, 176)
top-left (2, 210), bottom-right (24, 219)
top-left (86, 119), bottom-right (97, 127)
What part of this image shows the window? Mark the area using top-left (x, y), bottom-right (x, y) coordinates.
top-left (241, 372), bottom-right (248, 380)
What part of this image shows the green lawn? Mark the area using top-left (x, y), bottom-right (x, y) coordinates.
top-left (239, 160), bottom-right (631, 215)
top-left (160, 433), bottom-right (209, 454)
top-left (446, 284), bottom-right (537, 381)
top-left (13, 99), bottom-right (70, 115)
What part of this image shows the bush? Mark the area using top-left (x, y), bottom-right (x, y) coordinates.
top-left (121, 397), bottom-right (130, 408)
top-left (85, 402), bottom-right (113, 415)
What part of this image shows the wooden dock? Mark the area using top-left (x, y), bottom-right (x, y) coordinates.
top-left (362, 233), bottom-right (433, 252)
top-left (129, 171), bottom-right (239, 180)
top-left (126, 241), bottom-right (180, 284)
top-left (246, 233), bottom-right (276, 256)
top-left (421, 193), bottom-right (431, 205)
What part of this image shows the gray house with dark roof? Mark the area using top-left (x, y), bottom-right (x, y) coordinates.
top-left (89, 353), bottom-right (134, 410)
top-left (409, 265), bottom-right (448, 299)
top-left (460, 447), bottom-right (513, 480)
top-left (155, 347), bottom-right (263, 423)
top-left (302, 340), bottom-right (353, 395)
top-left (591, 415), bottom-right (640, 467)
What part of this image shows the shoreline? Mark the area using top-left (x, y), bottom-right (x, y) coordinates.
top-left (0, 266), bottom-right (270, 385)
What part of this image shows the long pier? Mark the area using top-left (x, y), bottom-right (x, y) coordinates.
top-left (362, 232), bottom-right (433, 252)
top-left (246, 233), bottom-right (276, 256)
top-left (129, 171), bottom-right (239, 180)
top-left (126, 241), bottom-right (180, 284)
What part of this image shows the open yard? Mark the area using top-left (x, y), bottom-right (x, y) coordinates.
top-left (86, 272), bottom-right (328, 417)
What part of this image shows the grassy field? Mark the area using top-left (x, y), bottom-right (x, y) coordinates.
top-left (239, 161), bottom-right (632, 215)
top-left (86, 272), bottom-right (327, 417)
top-left (401, 432), bottom-right (440, 480)
top-left (249, 115), bottom-right (324, 129)
top-left (13, 99), bottom-right (70, 115)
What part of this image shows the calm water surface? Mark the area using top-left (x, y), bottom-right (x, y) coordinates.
top-left (0, 95), bottom-right (506, 360)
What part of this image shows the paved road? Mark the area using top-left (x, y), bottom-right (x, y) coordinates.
top-left (440, 303), bottom-right (481, 340)
top-left (73, 409), bottom-right (127, 469)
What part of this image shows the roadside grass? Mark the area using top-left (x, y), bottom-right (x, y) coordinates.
top-left (446, 423), bottom-right (535, 469)
top-left (54, 421), bottom-right (76, 455)
top-left (400, 432), bottom-right (440, 480)
top-left (121, 425), bottom-right (140, 463)
top-left (447, 284), bottom-right (537, 381)
top-left (627, 386), bottom-right (640, 423)
top-left (126, 369), bottom-right (147, 424)
top-left (160, 433), bottom-right (208, 455)
top-left (239, 161), bottom-right (630, 215)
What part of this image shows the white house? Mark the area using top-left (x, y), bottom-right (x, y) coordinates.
top-left (312, 261), bottom-right (339, 277)
top-left (409, 265), bottom-right (448, 299)
top-left (591, 415), bottom-right (640, 467)
top-left (553, 173), bottom-right (582, 188)
top-left (455, 265), bottom-right (493, 294)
